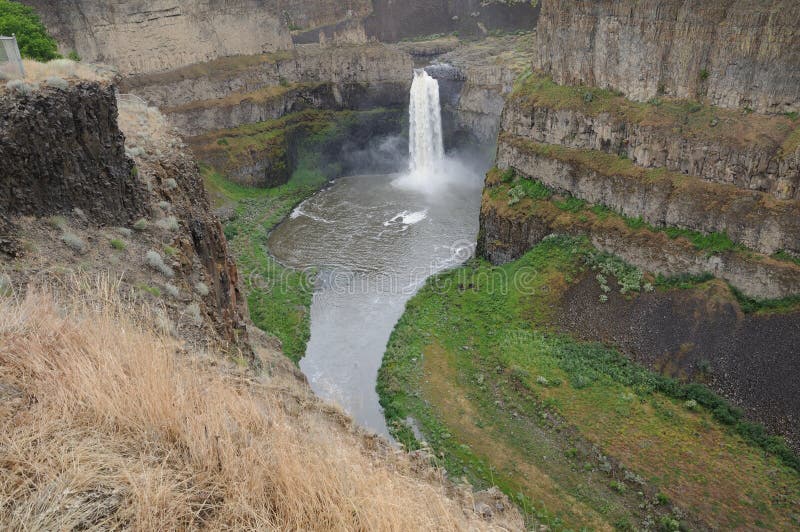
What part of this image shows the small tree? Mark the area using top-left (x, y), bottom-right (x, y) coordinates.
top-left (0, 0), bottom-right (59, 61)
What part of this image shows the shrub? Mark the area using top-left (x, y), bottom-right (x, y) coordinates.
top-left (609, 481), bottom-right (626, 493)
top-left (116, 227), bottom-right (132, 238)
top-left (145, 250), bottom-right (174, 278)
top-left (585, 251), bottom-right (645, 294)
top-left (110, 238), bottom-right (126, 251)
top-left (684, 399), bottom-right (699, 411)
top-left (0, 0), bottom-right (59, 61)
top-left (137, 283), bottom-right (161, 297)
top-left (155, 216), bottom-right (180, 232)
top-left (163, 245), bottom-right (178, 257)
top-left (157, 200), bottom-right (171, 211)
top-left (165, 283), bottom-right (180, 299)
top-left (507, 185), bottom-right (526, 206)
top-left (47, 215), bottom-right (67, 230)
top-left (194, 282), bottom-right (210, 297)
top-left (61, 232), bottom-right (86, 254)
top-left (41, 58), bottom-right (77, 78)
top-left (67, 50), bottom-right (80, 61)
top-left (508, 179), bottom-right (552, 206)
top-left (6, 79), bottom-right (33, 95)
top-left (0, 274), bottom-right (11, 297)
top-left (186, 302), bottom-right (202, 325)
top-left (699, 68), bottom-right (710, 81)
top-left (44, 76), bottom-right (67, 89)
top-left (164, 178), bottom-right (178, 190)
top-left (132, 218), bottom-right (149, 232)
top-left (500, 167), bottom-right (515, 183)
top-left (554, 196), bottom-right (586, 213)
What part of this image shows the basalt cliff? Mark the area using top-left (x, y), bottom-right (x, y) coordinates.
top-left (481, 0), bottom-right (800, 450)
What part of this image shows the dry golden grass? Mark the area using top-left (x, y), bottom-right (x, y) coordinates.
top-left (0, 279), bottom-right (518, 531)
top-left (20, 59), bottom-right (112, 83)
top-left (117, 95), bottom-right (173, 152)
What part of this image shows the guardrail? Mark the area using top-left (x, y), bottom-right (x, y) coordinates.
top-left (0, 35), bottom-right (25, 79)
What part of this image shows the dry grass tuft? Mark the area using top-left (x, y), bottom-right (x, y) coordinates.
top-left (117, 94), bottom-right (173, 154)
top-left (0, 279), bottom-right (516, 530)
top-left (20, 59), bottom-right (111, 83)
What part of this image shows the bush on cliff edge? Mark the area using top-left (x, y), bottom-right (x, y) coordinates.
top-left (0, 0), bottom-right (58, 61)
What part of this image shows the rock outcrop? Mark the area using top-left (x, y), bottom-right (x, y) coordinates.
top-left (438, 34), bottom-right (536, 145)
top-left (23, 0), bottom-right (293, 74)
top-left (497, 135), bottom-right (800, 256)
top-left (0, 82), bottom-right (148, 225)
top-left (23, 0), bottom-right (539, 76)
top-left (0, 81), bottom-right (250, 354)
top-left (536, 0), bottom-right (800, 113)
top-left (501, 90), bottom-right (800, 200)
top-left (365, 0), bottom-right (540, 42)
top-left (138, 149), bottom-right (251, 348)
top-left (479, 180), bottom-right (800, 300)
top-left (121, 44), bottom-right (412, 136)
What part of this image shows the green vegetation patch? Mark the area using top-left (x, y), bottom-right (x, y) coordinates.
top-left (200, 109), bottom-right (401, 361)
top-left (485, 168), bottom-right (800, 313)
top-left (0, 0), bottom-right (58, 61)
top-left (490, 167), bottom-right (752, 257)
top-left (201, 166), bottom-right (321, 363)
top-left (379, 237), bottom-right (800, 530)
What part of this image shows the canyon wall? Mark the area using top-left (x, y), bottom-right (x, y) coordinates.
top-left (365, 0), bottom-right (540, 42)
top-left (121, 44), bottom-right (412, 136)
top-left (0, 81), bottom-right (250, 352)
top-left (536, 0), bottom-right (800, 113)
top-left (22, 0), bottom-right (295, 74)
top-left (480, 0), bottom-right (800, 447)
top-left (500, 94), bottom-right (800, 200)
top-left (23, 0), bottom-right (538, 76)
top-left (0, 82), bottom-right (148, 225)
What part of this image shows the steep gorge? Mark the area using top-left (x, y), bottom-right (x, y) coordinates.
top-left (481, 0), bottom-right (800, 452)
top-left (5, 0), bottom-right (800, 528)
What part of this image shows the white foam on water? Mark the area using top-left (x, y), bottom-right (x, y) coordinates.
top-left (383, 210), bottom-right (428, 226)
top-left (402, 210), bottom-right (428, 225)
top-left (290, 199), bottom-right (334, 224)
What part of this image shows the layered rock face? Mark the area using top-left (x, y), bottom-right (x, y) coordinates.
top-left (23, 0), bottom-right (539, 76)
top-left (481, 0), bottom-right (800, 447)
top-left (365, 0), bottom-right (540, 42)
top-left (23, 0), bottom-right (294, 74)
top-left (139, 149), bottom-right (251, 348)
top-left (0, 82), bottom-right (148, 225)
top-left (536, 0), bottom-right (800, 113)
top-left (437, 34), bottom-right (536, 145)
top-left (121, 44), bottom-right (413, 136)
top-left (497, 137), bottom-right (800, 256)
top-left (0, 82), bottom-right (250, 353)
top-left (501, 96), bottom-right (800, 200)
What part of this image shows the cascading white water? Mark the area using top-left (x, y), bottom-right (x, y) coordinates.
top-left (408, 69), bottom-right (444, 173)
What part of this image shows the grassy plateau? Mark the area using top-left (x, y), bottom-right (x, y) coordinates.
top-left (378, 237), bottom-right (800, 530)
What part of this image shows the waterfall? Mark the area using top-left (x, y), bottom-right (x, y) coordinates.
top-left (408, 70), bottom-right (444, 174)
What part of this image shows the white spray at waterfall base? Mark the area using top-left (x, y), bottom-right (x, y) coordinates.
top-left (394, 69), bottom-right (481, 195)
